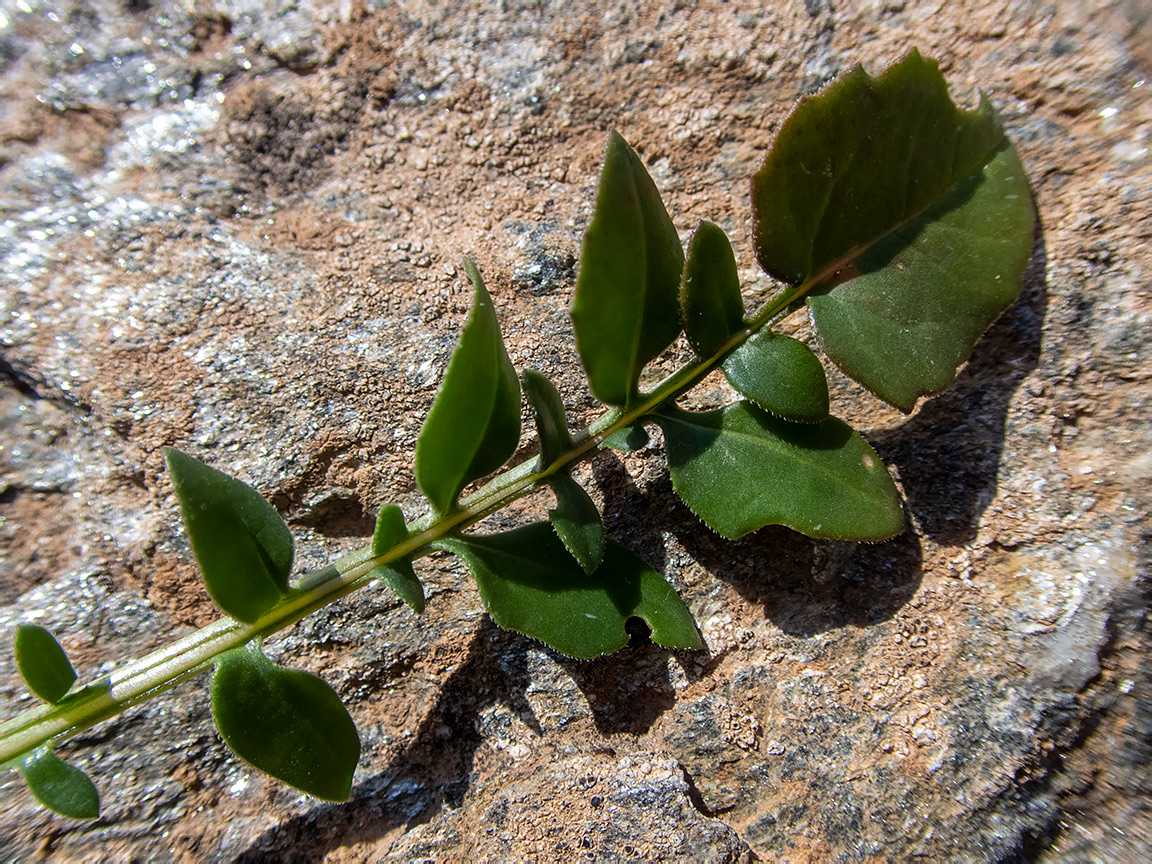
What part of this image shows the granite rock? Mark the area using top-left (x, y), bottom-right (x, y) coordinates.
top-left (0, 0), bottom-right (1149, 860)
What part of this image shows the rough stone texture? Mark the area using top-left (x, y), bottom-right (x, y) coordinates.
top-left (0, 0), bottom-right (1148, 861)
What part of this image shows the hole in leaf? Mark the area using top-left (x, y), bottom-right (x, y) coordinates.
top-left (624, 615), bottom-right (653, 645)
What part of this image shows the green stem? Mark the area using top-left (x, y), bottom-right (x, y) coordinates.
top-left (0, 280), bottom-right (808, 766)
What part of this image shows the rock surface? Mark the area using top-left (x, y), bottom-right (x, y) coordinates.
top-left (0, 0), bottom-right (1149, 861)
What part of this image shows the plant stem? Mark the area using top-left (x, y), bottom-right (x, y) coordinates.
top-left (0, 280), bottom-right (808, 766)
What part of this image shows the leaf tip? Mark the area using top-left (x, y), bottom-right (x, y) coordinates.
top-left (460, 255), bottom-right (483, 292)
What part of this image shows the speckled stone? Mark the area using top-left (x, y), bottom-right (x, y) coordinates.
top-left (0, 0), bottom-right (1148, 861)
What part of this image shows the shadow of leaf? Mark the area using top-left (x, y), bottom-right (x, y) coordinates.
top-left (867, 228), bottom-right (1048, 544)
top-left (233, 620), bottom-right (536, 862)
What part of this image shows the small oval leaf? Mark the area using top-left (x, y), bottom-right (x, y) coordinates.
top-left (548, 472), bottom-right (605, 575)
top-left (14, 624), bottom-right (76, 704)
top-left (722, 331), bottom-right (830, 423)
top-left (415, 258), bottom-right (522, 514)
top-left (439, 523), bottom-right (701, 659)
top-left (601, 422), bottom-right (650, 452)
top-left (656, 402), bottom-right (904, 541)
top-left (680, 220), bottom-right (745, 358)
top-left (211, 644), bottom-right (360, 802)
top-left (19, 747), bottom-right (99, 819)
top-left (165, 448), bottom-right (294, 624)
top-left (522, 369), bottom-right (574, 469)
top-left (572, 131), bottom-right (684, 407)
top-left (369, 505), bottom-right (425, 614)
top-left (750, 50), bottom-right (1034, 412)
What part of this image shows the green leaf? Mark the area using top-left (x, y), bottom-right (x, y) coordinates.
top-left (722, 332), bottom-right (829, 423)
top-left (415, 258), bottom-right (522, 513)
top-left (571, 131), bottom-right (685, 407)
top-left (368, 505), bottom-right (425, 614)
top-left (19, 747), bottom-right (99, 819)
top-left (547, 472), bottom-right (605, 575)
top-left (522, 369), bottom-right (575, 468)
top-left (165, 448), bottom-right (294, 625)
top-left (211, 644), bottom-right (360, 802)
top-left (601, 422), bottom-right (650, 452)
top-left (520, 371), bottom-right (606, 573)
top-left (751, 50), bottom-right (1034, 412)
top-left (439, 523), bottom-right (701, 659)
top-left (655, 402), bottom-right (904, 541)
top-left (804, 144), bottom-right (1034, 411)
top-left (752, 50), bottom-right (1005, 285)
top-left (14, 624), bottom-right (76, 704)
top-left (680, 220), bottom-right (745, 358)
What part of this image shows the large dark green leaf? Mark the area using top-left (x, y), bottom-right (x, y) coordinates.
top-left (571, 132), bottom-right (684, 407)
top-left (165, 448), bottom-right (294, 624)
top-left (439, 523), bottom-right (701, 659)
top-left (211, 644), bottom-right (360, 802)
top-left (752, 50), bottom-right (1005, 285)
top-left (522, 369), bottom-right (575, 468)
top-left (680, 220), bottom-right (745, 358)
top-left (805, 145), bottom-right (1033, 411)
top-left (14, 624), bottom-right (76, 704)
top-left (655, 402), bottom-right (904, 541)
top-left (368, 505), bottom-right (424, 614)
top-left (415, 258), bottom-right (522, 513)
top-left (547, 472), bottom-right (605, 575)
top-left (722, 331), bottom-right (829, 423)
top-left (19, 747), bottom-right (99, 819)
top-left (751, 50), bottom-right (1034, 412)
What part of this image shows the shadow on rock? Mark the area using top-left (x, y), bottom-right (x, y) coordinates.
top-left (665, 481), bottom-right (925, 638)
top-left (233, 620), bottom-right (539, 862)
top-left (867, 230), bottom-right (1048, 545)
top-left (560, 620), bottom-right (678, 736)
top-left (593, 438), bottom-right (924, 638)
top-left (592, 449), bottom-right (669, 574)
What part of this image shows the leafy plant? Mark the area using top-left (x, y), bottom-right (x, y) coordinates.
top-left (0, 50), bottom-right (1034, 817)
